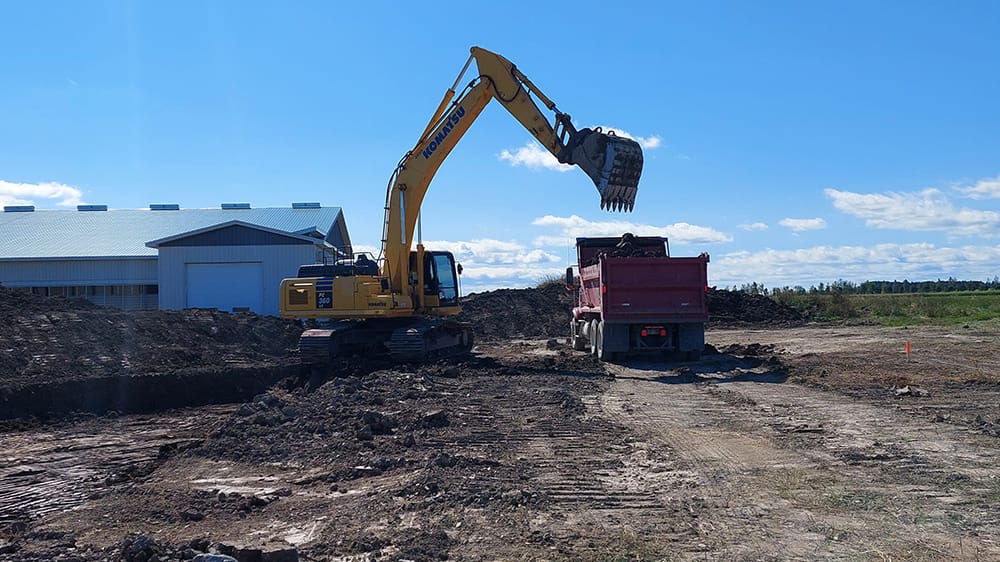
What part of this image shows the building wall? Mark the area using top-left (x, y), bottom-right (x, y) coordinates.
top-left (0, 257), bottom-right (160, 310)
top-left (156, 244), bottom-right (322, 315)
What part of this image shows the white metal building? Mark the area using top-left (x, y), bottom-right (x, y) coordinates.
top-left (0, 203), bottom-right (351, 316)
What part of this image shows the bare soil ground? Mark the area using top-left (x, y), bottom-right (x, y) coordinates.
top-left (1, 287), bottom-right (998, 561)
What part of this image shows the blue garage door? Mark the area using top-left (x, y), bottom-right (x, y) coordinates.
top-left (186, 262), bottom-right (263, 313)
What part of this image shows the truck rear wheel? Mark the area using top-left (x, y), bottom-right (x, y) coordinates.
top-left (570, 319), bottom-right (587, 351)
top-left (588, 320), bottom-right (599, 356)
top-left (595, 321), bottom-right (614, 362)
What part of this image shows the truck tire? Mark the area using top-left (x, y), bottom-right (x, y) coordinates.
top-left (570, 319), bottom-right (587, 351)
top-left (588, 320), bottom-right (599, 356)
top-left (595, 321), bottom-right (614, 362)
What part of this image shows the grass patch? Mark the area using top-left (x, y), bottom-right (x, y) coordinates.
top-left (773, 291), bottom-right (1000, 326)
top-left (590, 528), bottom-right (677, 561)
top-left (823, 490), bottom-right (887, 511)
top-left (535, 274), bottom-right (567, 289)
top-left (988, 480), bottom-right (1000, 503)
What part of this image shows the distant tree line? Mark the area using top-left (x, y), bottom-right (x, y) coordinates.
top-left (731, 277), bottom-right (1000, 296)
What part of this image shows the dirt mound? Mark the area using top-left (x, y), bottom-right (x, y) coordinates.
top-left (0, 286), bottom-right (302, 388)
top-left (458, 282), bottom-right (574, 340)
top-left (457, 284), bottom-right (803, 339)
top-left (0, 282), bottom-right (801, 391)
top-left (707, 288), bottom-right (804, 326)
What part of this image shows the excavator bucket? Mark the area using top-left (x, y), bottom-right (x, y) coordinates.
top-left (562, 128), bottom-right (643, 212)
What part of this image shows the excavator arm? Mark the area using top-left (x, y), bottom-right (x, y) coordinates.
top-left (381, 46), bottom-right (644, 299)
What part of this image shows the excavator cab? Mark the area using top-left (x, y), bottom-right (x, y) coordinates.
top-left (409, 250), bottom-right (460, 309)
top-left (560, 127), bottom-right (644, 212)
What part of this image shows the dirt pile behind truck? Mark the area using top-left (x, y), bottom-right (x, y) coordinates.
top-left (457, 282), bottom-right (804, 341)
top-left (706, 287), bottom-right (804, 326)
top-left (457, 282), bottom-right (574, 340)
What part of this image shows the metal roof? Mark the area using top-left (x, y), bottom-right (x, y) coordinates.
top-left (145, 220), bottom-right (333, 248)
top-left (0, 206), bottom-right (348, 260)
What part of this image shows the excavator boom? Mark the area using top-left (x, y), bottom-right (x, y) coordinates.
top-left (382, 46), bottom-right (644, 297)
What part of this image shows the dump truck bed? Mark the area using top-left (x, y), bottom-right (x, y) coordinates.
top-left (578, 255), bottom-right (709, 323)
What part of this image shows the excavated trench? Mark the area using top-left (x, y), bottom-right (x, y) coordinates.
top-left (0, 363), bottom-right (305, 420)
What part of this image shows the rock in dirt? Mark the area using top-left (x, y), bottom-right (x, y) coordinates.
top-left (894, 385), bottom-right (930, 397)
top-left (193, 555), bottom-right (238, 562)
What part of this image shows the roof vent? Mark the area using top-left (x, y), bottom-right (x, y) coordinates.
top-left (77, 204), bottom-right (108, 211)
top-left (221, 203), bottom-right (251, 210)
top-left (3, 205), bottom-right (35, 212)
top-left (292, 202), bottom-right (321, 209)
top-left (149, 203), bottom-right (180, 211)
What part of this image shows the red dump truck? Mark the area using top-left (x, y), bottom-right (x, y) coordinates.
top-left (566, 234), bottom-right (710, 361)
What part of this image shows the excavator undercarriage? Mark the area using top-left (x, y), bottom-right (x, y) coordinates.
top-left (298, 318), bottom-right (474, 364)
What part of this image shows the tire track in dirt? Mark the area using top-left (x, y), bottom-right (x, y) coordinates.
top-left (423, 378), bottom-right (689, 558)
top-left (0, 407), bottom-right (231, 526)
top-left (598, 356), bottom-right (1000, 560)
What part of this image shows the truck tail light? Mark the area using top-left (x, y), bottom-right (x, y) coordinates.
top-left (641, 325), bottom-right (666, 338)
top-left (602, 285), bottom-right (607, 294)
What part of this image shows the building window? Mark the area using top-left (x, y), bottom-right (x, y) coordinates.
top-left (144, 284), bottom-right (159, 295)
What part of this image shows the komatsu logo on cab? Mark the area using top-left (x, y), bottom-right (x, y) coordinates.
top-left (421, 106), bottom-right (466, 159)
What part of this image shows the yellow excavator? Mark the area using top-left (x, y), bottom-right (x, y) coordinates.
top-left (279, 46), bottom-right (643, 363)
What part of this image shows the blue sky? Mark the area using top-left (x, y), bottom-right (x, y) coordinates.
top-left (2, 1), bottom-right (999, 293)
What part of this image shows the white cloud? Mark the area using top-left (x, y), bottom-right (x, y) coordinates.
top-left (779, 218), bottom-right (827, 232)
top-left (711, 242), bottom-right (1000, 289)
top-left (437, 239), bottom-right (567, 293)
top-left (461, 270), bottom-right (568, 294)
top-left (349, 238), bottom-right (567, 292)
top-left (459, 264), bottom-right (566, 280)
top-left (0, 180), bottom-right (85, 208)
top-left (826, 188), bottom-right (999, 236)
top-left (422, 238), bottom-right (561, 266)
top-left (349, 243), bottom-right (380, 257)
top-left (532, 214), bottom-right (731, 245)
top-left (498, 142), bottom-right (574, 172)
top-left (738, 222), bottom-right (769, 231)
top-left (955, 174), bottom-right (1000, 200)
top-left (498, 128), bottom-right (663, 171)
top-left (594, 127), bottom-right (662, 149)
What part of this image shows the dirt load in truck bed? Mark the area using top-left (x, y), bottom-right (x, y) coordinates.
top-left (2, 284), bottom-right (998, 560)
